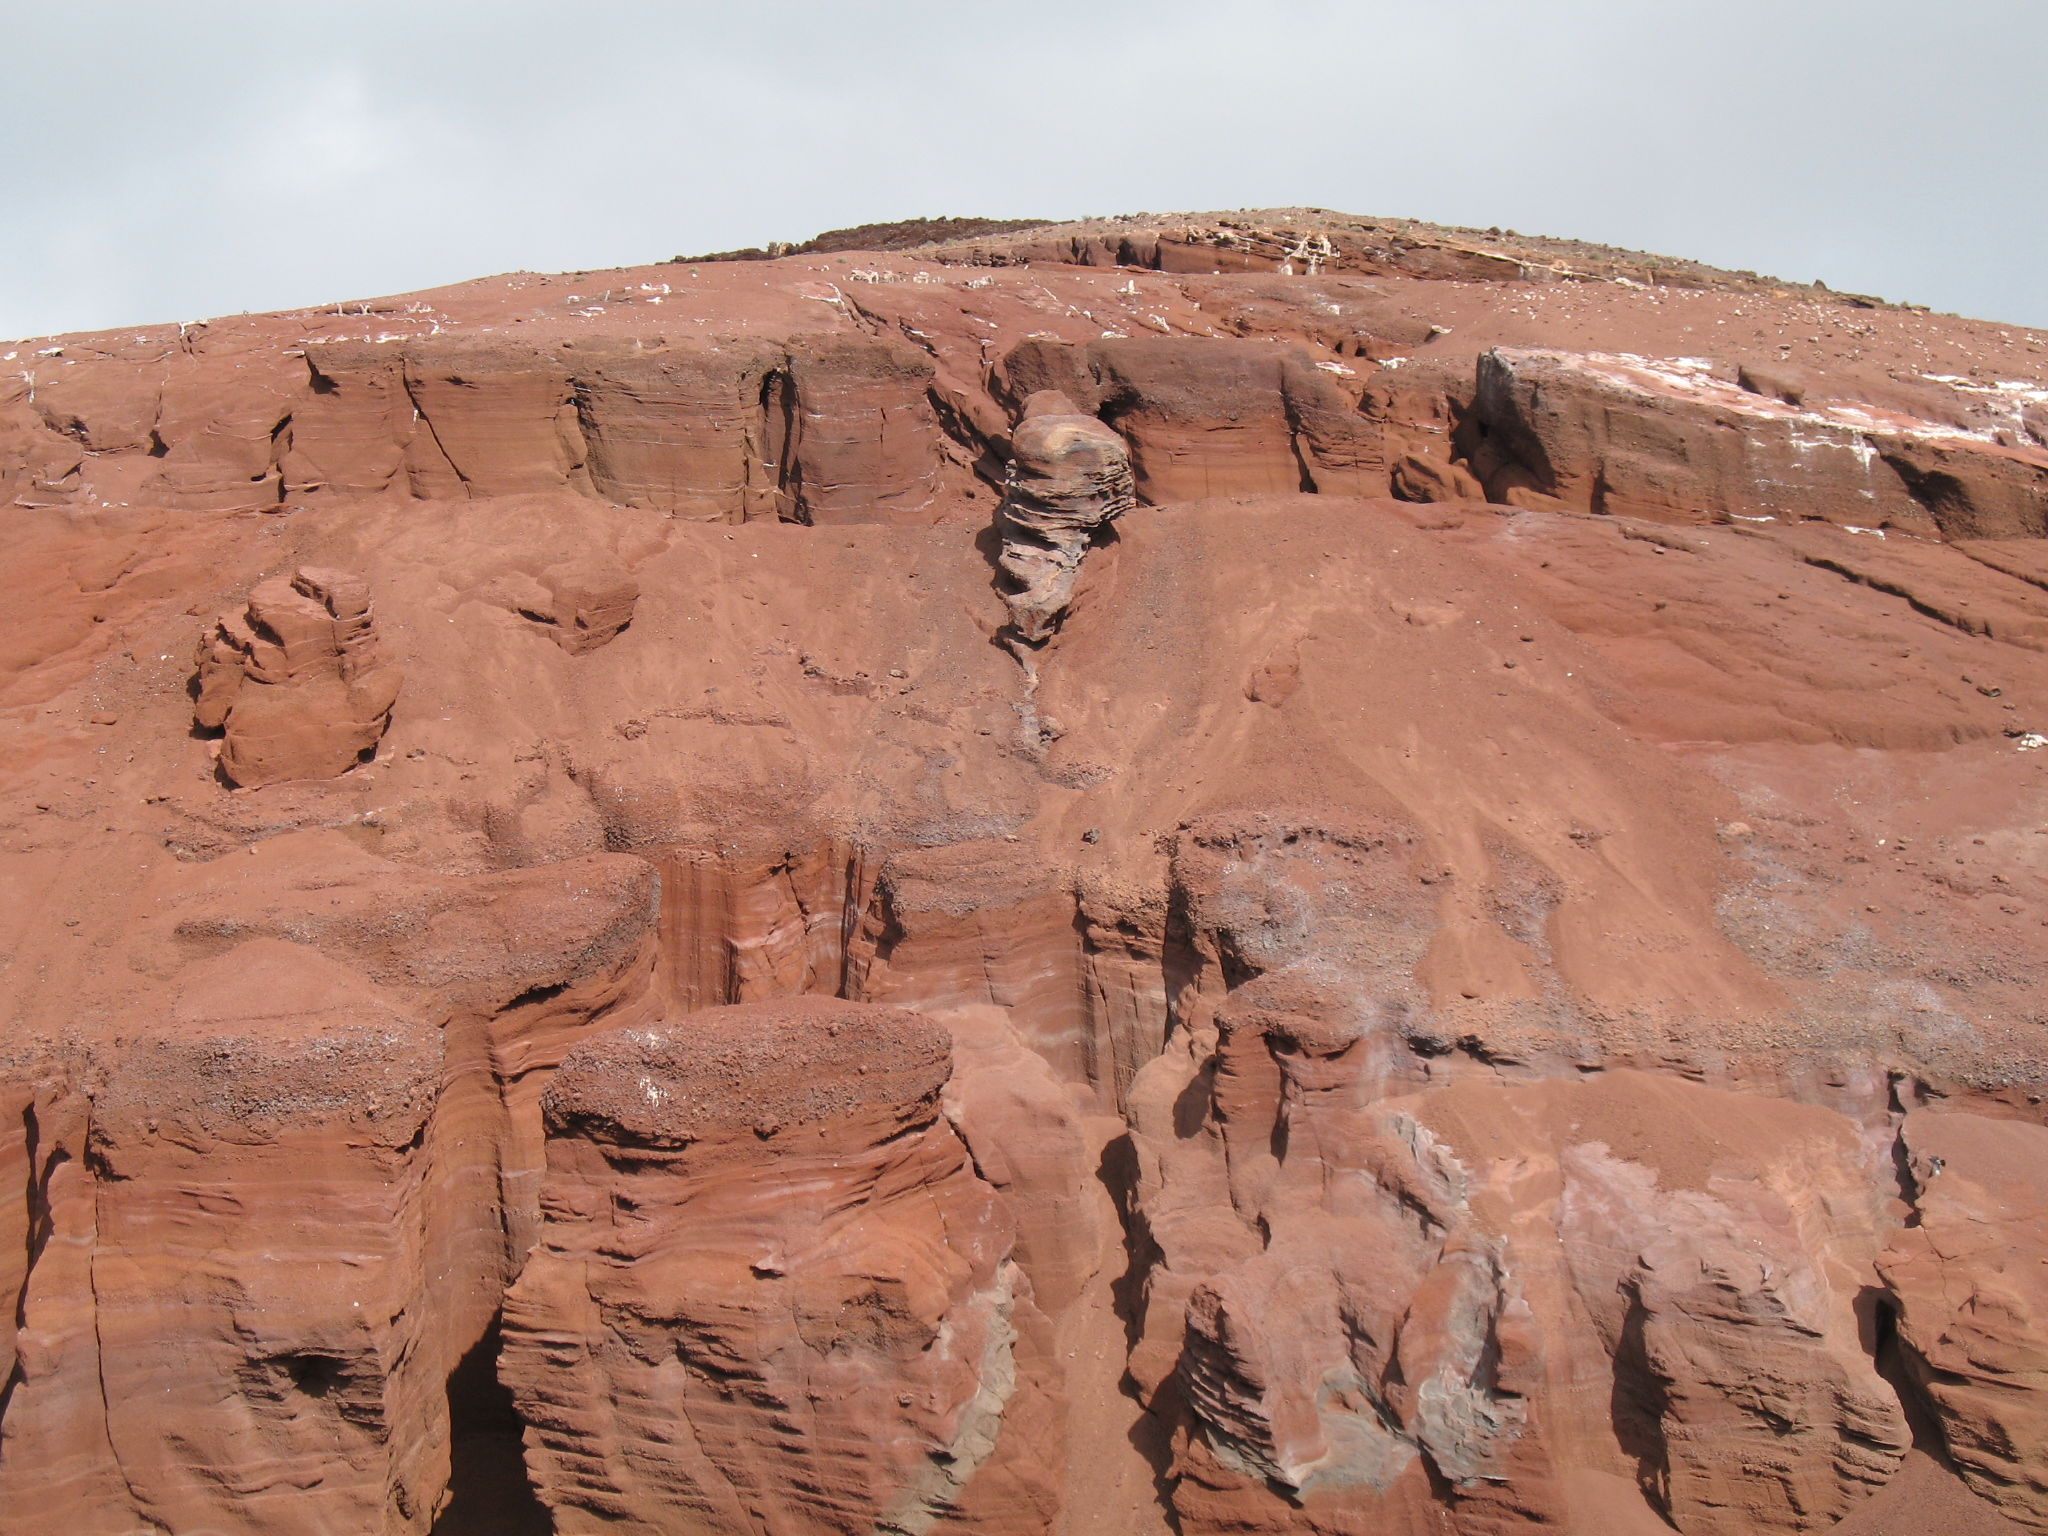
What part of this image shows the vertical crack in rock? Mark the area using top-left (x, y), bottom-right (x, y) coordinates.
top-left (993, 391), bottom-right (1134, 648)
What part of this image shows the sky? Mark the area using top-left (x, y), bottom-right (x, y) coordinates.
top-left (2, 0), bottom-right (2043, 340)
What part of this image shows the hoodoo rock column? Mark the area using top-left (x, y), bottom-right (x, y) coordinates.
top-left (992, 391), bottom-right (1135, 644)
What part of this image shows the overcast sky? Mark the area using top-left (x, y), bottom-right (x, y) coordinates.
top-left (3, 0), bottom-right (2043, 340)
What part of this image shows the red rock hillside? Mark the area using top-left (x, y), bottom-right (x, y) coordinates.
top-left (3, 208), bottom-right (2048, 1536)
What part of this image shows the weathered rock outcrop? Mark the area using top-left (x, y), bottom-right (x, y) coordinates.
top-left (992, 391), bottom-right (1135, 643)
top-left (499, 563), bottom-right (639, 654)
top-left (0, 942), bottom-right (475, 1536)
top-left (282, 340), bottom-right (418, 496)
top-left (771, 337), bottom-right (949, 525)
top-left (501, 998), bottom-right (1064, 1536)
top-left (400, 339), bottom-right (587, 499)
top-left (567, 339), bottom-right (786, 518)
top-left (997, 336), bottom-right (1382, 504)
top-left (1135, 1041), bottom-right (1914, 1536)
top-left (18, 325), bottom-right (952, 524)
top-left (8, 209), bottom-right (2048, 1536)
top-left (194, 565), bottom-right (401, 787)
top-left (1115, 813), bottom-right (1915, 1536)
top-left (1469, 348), bottom-right (2048, 536)
top-left (847, 839), bottom-right (1174, 1109)
top-left (0, 826), bottom-right (660, 1536)
top-left (1883, 1113), bottom-right (2048, 1528)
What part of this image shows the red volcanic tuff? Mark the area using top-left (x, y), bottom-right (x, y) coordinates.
top-left (2, 209), bottom-right (2048, 1536)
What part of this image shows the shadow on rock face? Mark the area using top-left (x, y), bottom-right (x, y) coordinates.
top-left (431, 1319), bottom-right (549, 1536)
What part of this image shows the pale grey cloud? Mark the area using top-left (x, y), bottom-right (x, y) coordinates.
top-left (2, 0), bottom-right (2043, 339)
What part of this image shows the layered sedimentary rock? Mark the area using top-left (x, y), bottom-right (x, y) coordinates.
top-left (0, 940), bottom-right (509, 1536)
top-left (194, 565), bottom-right (401, 787)
top-left (997, 335), bottom-right (1382, 503)
top-left (1883, 1113), bottom-right (2048, 1527)
top-left (771, 336), bottom-right (948, 525)
top-left (45, 326), bottom-right (952, 525)
top-left (15, 211), bottom-right (2041, 548)
top-left (1469, 347), bottom-right (2048, 536)
top-left (567, 339), bottom-right (785, 518)
top-left (1133, 957), bottom-right (1910, 1533)
top-left (283, 340), bottom-right (418, 496)
top-left (992, 391), bottom-right (1135, 643)
top-left (400, 339), bottom-right (587, 499)
top-left (6, 209), bottom-right (2048, 1536)
top-left (501, 998), bottom-right (1063, 1536)
top-left (80, 942), bottom-right (460, 1536)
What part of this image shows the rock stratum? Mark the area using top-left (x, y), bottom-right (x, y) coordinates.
top-left (3, 207), bottom-right (2048, 1535)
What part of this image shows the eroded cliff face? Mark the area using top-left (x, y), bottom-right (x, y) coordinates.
top-left (3, 209), bottom-right (2048, 1535)
top-left (501, 998), bottom-right (1065, 1536)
